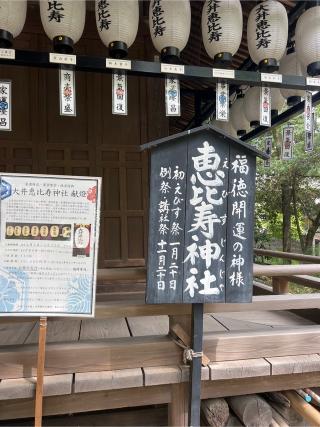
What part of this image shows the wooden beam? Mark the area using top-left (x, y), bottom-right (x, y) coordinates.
top-left (0, 336), bottom-right (181, 379)
top-left (0, 385), bottom-right (171, 421)
top-left (30, 406), bottom-right (167, 427)
top-left (75, 368), bottom-right (144, 393)
top-left (266, 354), bottom-right (320, 375)
top-left (95, 294), bottom-right (320, 317)
top-left (143, 366), bottom-right (181, 386)
top-left (0, 374), bottom-right (72, 400)
top-left (97, 263), bottom-right (320, 282)
top-left (1, 293), bottom-right (320, 324)
top-left (203, 326), bottom-right (320, 361)
top-left (3, 373), bottom-right (320, 421)
top-left (209, 358), bottom-right (271, 381)
top-left (254, 264), bottom-right (320, 277)
top-left (201, 372), bottom-right (320, 399)
top-left (254, 249), bottom-right (320, 264)
top-left (97, 268), bottom-right (146, 282)
top-left (284, 275), bottom-right (320, 291)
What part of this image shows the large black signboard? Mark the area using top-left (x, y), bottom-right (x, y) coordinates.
top-left (143, 125), bottom-right (267, 304)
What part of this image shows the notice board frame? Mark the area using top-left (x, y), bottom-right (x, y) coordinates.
top-left (0, 172), bottom-right (102, 318)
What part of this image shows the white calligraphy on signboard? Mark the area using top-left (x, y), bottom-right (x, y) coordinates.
top-left (260, 86), bottom-right (271, 127)
top-left (59, 67), bottom-right (76, 116)
top-left (282, 125), bottom-right (294, 160)
top-left (228, 155), bottom-right (249, 288)
top-left (184, 141), bottom-right (227, 298)
top-left (112, 71), bottom-right (127, 115)
top-left (304, 91), bottom-right (313, 133)
top-left (0, 81), bottom-right (11, 131)
top-left (156, 165), bottom-right (185, 292)
top-left (165, 77), bottom-right (181, 116)
top-left (216, 82), bottom-right (229, 122)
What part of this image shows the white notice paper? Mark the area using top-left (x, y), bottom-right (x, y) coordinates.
top-left (0, 173), bottom-right (101, 317)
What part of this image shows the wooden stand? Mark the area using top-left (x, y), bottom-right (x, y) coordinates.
top-left (34, 316), bottom-right (48, 427)
top-left (189, 303), bottom-right (204, 427)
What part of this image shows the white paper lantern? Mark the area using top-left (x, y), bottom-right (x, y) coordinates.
top-left (230, 97), bottom-right (250, 136)
top-left (279, 50), bottom-right (305, 106)
top-left (247, 0), bottom-right (288, 70)
top-left (40, 0), bottom-right (86, 52)
top-left (213, 119), bottom-right (237, 138)
top-left (96, 0), bottom-right (139, 57)
top-left (296, 5), bottom-right (320, 76)
top-left (244, 87), bottom-right (260, 128)
top-left (201, 0), bottom-right (242, 65)
top-left (149, 0), bottom-right (191, 60)
top-left (0, 0), bottom-right (27, 46)
top-left (271, 87), bottom-right (285, 115)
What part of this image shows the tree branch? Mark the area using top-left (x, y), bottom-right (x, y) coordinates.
top-left (292, 177), bottom-right (305, 253)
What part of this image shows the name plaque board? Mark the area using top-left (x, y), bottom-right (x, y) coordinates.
top-left (142, 126), bottom-right (267, 304)
top-left (0, 173), bottom-right (101, 317)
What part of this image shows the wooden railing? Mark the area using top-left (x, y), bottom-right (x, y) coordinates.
top-left (254, 248), bottom-right (320, 264)
top-left (254, 248), bottom-right (320, 295)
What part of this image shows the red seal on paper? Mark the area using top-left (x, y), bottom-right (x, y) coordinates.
top-left (87, 186), bottom-right (96, 203)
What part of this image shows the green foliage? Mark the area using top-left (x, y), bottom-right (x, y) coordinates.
top-left (253, 105), bottom-right (320, 253)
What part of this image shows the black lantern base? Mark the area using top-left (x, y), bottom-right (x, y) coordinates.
top-left (161, 47), bottom-right (180, 64)
top-left (259, 58), bottom-right (279, 73)
top-left (287, 96), bottom-right (301, 107)
top-left (307, 61), bottom-right (320, 77)
top-left (53, 36), bottom-right (74, 54)
top-left (109, 41), bottom-right (128, 59)
top-left (250, 120), bottom-right (259, 128)
top-left (0, 30), bottom-right (13, 48)
top-left (271, 109), bottom-right (278, 118)
top-left (306, 0), bottom-right (320, 10)
top-left (237, 130), bottom-right (246, 137)
top-left (213, 52), bottom-right (233, 68)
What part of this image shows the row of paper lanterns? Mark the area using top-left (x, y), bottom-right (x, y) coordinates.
top-left (1, 0), bottom-right (320, 136)
top-left (215, 79), bottom-right (295, 139)
top-left (214, 47), bottom-right (306, 139)
top-left (0, 0), bottom-right (319, 68)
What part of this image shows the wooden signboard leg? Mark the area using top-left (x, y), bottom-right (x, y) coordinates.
top-left (34, 316), bottom-right (48, 427)
top-left (188, 303), bottom-right (204, 427)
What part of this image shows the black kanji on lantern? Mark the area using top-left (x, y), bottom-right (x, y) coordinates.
top-left (207, 0), bottom-right (222, 43)
top-left (151, 0), bottom-right (166, 38)
top-left (47, 1), bottom-right (65, 23)
top-left (97, 0), bottom-right (111, 31)
top-left (142, 125), bottom-right (268, 305)
top-left (255, 3), bottom-right (271, 49)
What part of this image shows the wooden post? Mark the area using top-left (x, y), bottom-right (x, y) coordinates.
top-left (272, 277), bottom-right (289, 294)
top-left (34, 316), bottom-right (48, 427)
top-left (189, 303), bottom-right (204, 427)
top-left (169, 383), bottom-right (189, 427)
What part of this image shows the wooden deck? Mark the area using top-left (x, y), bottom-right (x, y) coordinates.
top-left (2, 264), bottom-right (320, 422)
top-left (1, 307), bottom-right (320, 421)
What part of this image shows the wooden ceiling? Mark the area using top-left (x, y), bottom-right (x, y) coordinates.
top-left (161, 0), bottom-right (299, 133)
